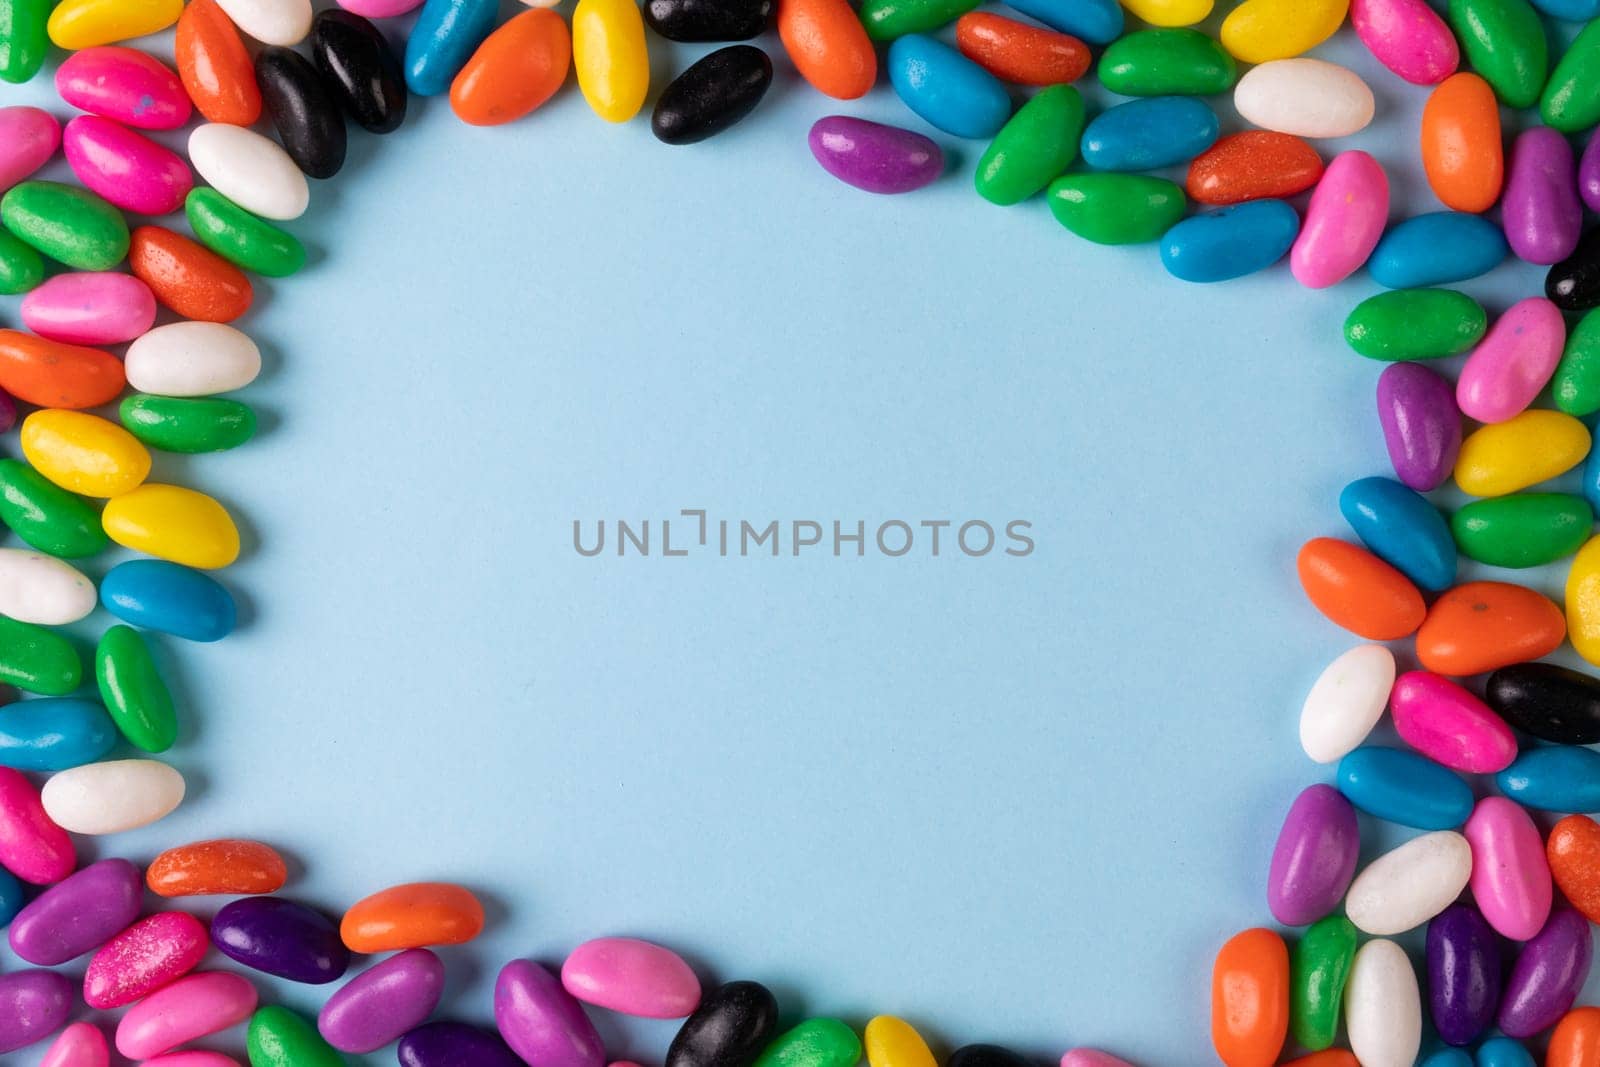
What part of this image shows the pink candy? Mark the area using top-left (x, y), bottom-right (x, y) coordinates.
top-left (1291, 151), bottom-right (1389, 289)
top-left (0, 767), bottom-right (75, 885)
top-left (1456, 297), bottom-right (1566, 424)
top-left (143, 1054), bottom-right (245, 1067)
top-left (116, 971), bottom-right (258, 1060)
top-left (41, 1022), bottom-right (110, 1067)
top-left (84, 911), bottom-right (210, 1010)
top-left (1465, 796), bottom-right (1552, 942)
top-left (1390, 670), bottom-right (1518, 774)
top-left (334, 0), bottom-right (425, 17)
top-left (22, 272), bottom-right (158, 346)
top-left (1060, 1051), bottom-right (1136, 1067)
top-left (55, 46), bottom-right (192, 130)
top-left (63, 115), bottom-right (193, 215)
top-left (0, 106), bottom-right (61, 191)
top-left (561, 937), bottom-right (702, 1019)
top-left (1350, 0), bottom-right (1459, 85)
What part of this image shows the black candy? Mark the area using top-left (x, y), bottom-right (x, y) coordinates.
top-left (1486, 662), bottom-right (1600, 744)
top-left (644, 0), bottom-right (771, 41)
top-left (947, 1045), bottom-right (1034, 1067)
top-left (312, 9), bottom-right (407, 135)
top-left (257, 47), bottom-right (347, 179)
top-left (652, 45), bottom-right (773, 146)
top-left (665, 980), bottom-right (780, 1067)
top-left (1548, 224), bottom-right (1600, 311)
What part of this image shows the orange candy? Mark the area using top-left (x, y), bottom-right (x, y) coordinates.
top-left (1415, 580), bottom-right (1565, 675)
top-left (1552, 1008), bottom-right (1600, 1067)
top-left (1421, 72), bottom-right (1503, 213)
top-left (1186, 131), bottom-right (1324, 206)
top-left (1297, 537), bottom-right (1426, 640)
top-left (1211, 927), bottom-right (1288, 1067)
top-left (954, 13), bottom-right (1089, 87)
top-left (129, 226), bottom-right (253, 323)
top-left (451, 9), bottom-right (572, 127)
top-left (1281, 1055), bottom-right (1358, 1067)
top-left (1548, 815), bottom-right (1600, 925)
top-left (341, 881), bottom-right (485, 952)
top-left (147, 839), bottom-right (289, 897)
top-left (176, 0), bottom-right (261, 126)
top-left (777, 0), bottom-right (876, 100)
top-left (0, 330), bottom-right (126, 409)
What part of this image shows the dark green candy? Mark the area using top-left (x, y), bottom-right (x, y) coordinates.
top-left (0, 0), bottom-right (49, 84)
top-left (1097, 29), bottom-right (1236, 97)
top-left (1, 181), bottom-right (130, 271)
top-left (1291, 915), bottom-right (1357, 1051)
top-left (1452, 494), bottom-right (1594, 568)
top-left (1047, 173), bottom-right (1185, 244)
top-left (1554, 310), bottom-right (1600, 416)
top-left (1542, 17), bottom-right (1600, 133)
top-left (975, 85), bottom-right (1084, 207)
top-left (0, 616), bottom-right (83, 695)
top-left (751, 1020), bottom-right (859, 1067)
top-left (1447, 0), bottom-right (1547, 108)
top-left (1344, 289), bottom-right (1487, 360)
top-left (120, 395), bottom-right (258, 454)
top-left (248, 1006), bottom-right (345, 1067)
top-left (0, 459), bottom-right (109, 559)
top-left (95, 625), bottom-right (178, 753)
top-left (0, 228), bottom-right (43, 294)
top-left (186, 188), bottom-right (306, 278)
top-left (860, 0), bottom-right (977, 40)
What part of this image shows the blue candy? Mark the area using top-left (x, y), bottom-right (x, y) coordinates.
top-left (100, 560), bottom-right (237, 643)
top-left (888, 35), bottom-right (1012, 139)
top-left (1003, 0), bottom-right (1122, 42)
top-left (1529, 0), bottom-right (1600, 18)
top-left (1584, 429), bottom-right (1600, 517)
top-left (1339, 475), bottom-right (1457, 591)
top-left (1422, 1052), bottom-right (1473, 1067)
top-left (0, 868), bottom-right (22, 926)
top-left (1337, 746), bottom-right (1475, 830)
top-left (1497, 746), bottom-right (1600, 812)
top-left (0, 698), bottom-right (117, 772)
top-left (404, 0), bottom-right (498, 96)
top-left (1159, 200), bottom-right (1299, 283)
top-left (1080, 97), bottom-right (1219, 173)
top-left (1477, 1037), bottom-right (1536, 1067)
top-left (1368, 212), bottom-right (1509, 289)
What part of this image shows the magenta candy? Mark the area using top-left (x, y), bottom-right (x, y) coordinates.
top-left (318, 948), bottom-right (446, 1053)
top-left (1291, 150), bottom-right (1389, 289)
top-left (84, 910), bottom-right (210, 1010)
top-left (1582, 128), bottom-right (1600, 214)
top-left (1376, 362), bottom-right (1461, 492)
top-left (0, 107), bottom-right (61, 190)
top-left (1503, 127), bottom-right (1583, 266)
top-left (496, 959), bottom-right (607, 1067)
top-left (1498, 909), bottom-right (1593, 1037)
top-left (21, 272), bottom-right (157, 346)
top-left (1266, 783), bottom-right (1360, 926)
top-left (1391, 670), bottom-right (1517, 774)
top-left (1465, 796), bottom-right (1552, 942)
top-left (1059, 1054), bottom-right (1134, 1067)
top-left (142, 1054), bottom-right (244, 1067)
top-left (1350, 0), bottom-right (1457, 84)
top-left (40, 1022), bottom-right (110, 1067)
top-left (562, 937), bottom-right (702, 1019)
top-left (55, 47), bottom-right (192, 130)
top-left (335, 0), bottom-right (424, 16)
top-left (63, 115), bottom-right (193, 216)
top-left (0, 969), bottom-right (74, 1054)
top-left (0, 766), bottom-right (75, 885)
top-left (9, 857), bottom-right (143, 965)
top-left (115, 971), bottom-right (258, 1060)
top-left (808, 116), bottom-right (944, 195)
top-left (1456, 297), bottom-right (1566, 424)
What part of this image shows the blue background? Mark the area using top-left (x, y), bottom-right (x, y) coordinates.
top-left (0, 8), bottom-right (1595, 1066)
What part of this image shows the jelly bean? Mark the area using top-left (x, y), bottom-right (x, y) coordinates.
top-left (1234, 59), bottom-right (1373, 138)
top-left (1159, 200), bottom-right (1298, 283)
top-left (258, 47), bottom-right (346, 179)
top-left (1079, 97), bottom-right (1218, 173)
top-left (400, 1021), bottom-right (524, 1066)
top-left (1465, 796), bottom-right (1552, 940)
top-left (1390, 669), bottom-right (1517, 772)
top-left (562, 936), bottom-right (701, 1017)
top-left (1453, 493), bottom-right (1591, 567)
top-left (40, 1023), bottom-right (110, 1067)
top-left (1369, 213), bottom-right (1507, 289)
top-left (860, 0), bottom-right (976, 39)
top-left (126, 322), bottom-right (262, 398)
top-left (777, 0), bottom-right (875, 99)
top-left (889, 35), bottom-right (1010, 140)
top-left (1428, 903), bottom-right (1500, 1046)
top-left (320, 948), bottom-right (445, 1053)
top-left (1456, 298), bottom-right (1565, 423)
top-left (652, 45), bottom-right (772, 145)
top-left (47, 0), bottom-right (181, 49)
top-left (1351, 0), bottom-right (1457, 84)
top-left (1556, 310), bottom-right (1600, 415)
top-left (21, 272), bottom-right (156, 346)
top-left (1566, 541), bottom-right (1600, 663)
top-left (976, 85), bottom-right (1083, 205)
top-left (1120, 0), bottom-right (1210, 23)
top-left (1583, 130), bottom-right (1600, 213)
top-left (1349, 941), bottom-right (1423, 1067)
top-left (1220, 0), bottom-right (1347, 64)
top-left (1533, 0), bottom-right (1600, 15)
top-left (1185, 132), bottom-right (1322, 206)
top-left (1292, 150), bottom-right (1387, 288)
top-left (314, 10), bottom-right (406, 134)
top-left (1500, 747), bottom-right (1600, 812)
top-left (0, 970), bottom-right (73, 1054)
top-left (1345, 830), bottom-right (1472, 934)
top-left (1457, 410), bottom-right (1590, 496)
top-left (56, 48), bottom-right (191, 130)
top-left (1548, 1009), bottom-right (1600, 1067)
top-left (0, 230), bottom-right (42, 294)
top-left (130, 227), bottom-right (253, 323)
top-left (1503, 129), bottom-right (1582, 266)
top-left (996, 0), bottom-right (1117, 41)
top-left (496, 959), bottom-right (608, 1067)
top-left (1289, 915), bottom-right (1355, 1051)
top-left (144, 1054), bottom-right (241, 1067)
top-left (1490, 663), bottom-right (1600, 743)
top-left (0, 549), bottom-right (96, 625)
top-left (1345, 289), bottom-right (1486, 361)
top-left (188, 124), bottom-right (309, 222)
top-left (0, 0), bottom-right (49, 83)
top-left (955, 14), bottom-right (1088, 86)
top-left (1419, 582), bottom-right (1566, 675)
top-left (1336, 746), bottom-right (1474, 829)
top-left (102, 484), bottom-right (241, 570)
top-left (0, 868), bottom-right (25, 926)
top-left (451, 9), bottom-right (571, 127)
top-left (0, 697), bottom-right (116, 770)
top-left (342, 881), bottom-right (485, 952)
top-left (1550, 224), bottom-right (1600, 312)
top-left (571, 0), bottom-right (649, 121)
top-left (43, 758), bottom-right (185, 834)
top-left (1498, 909), bottom-right (1593, 1037)
top-left (22, 409), bottom-right (152, 498)
top-left (1420, 74), bottom-right (1504, 213)
top-left (216, 0), bottom-right (310, 45)
top-left (0, 767), bottom-right (73, 883)
top-left (2, 181), bottom-right (129, 271)
top-left (176, 0), bottom-right (262, 127)
top-left (1423, 1052), bottom-right (1473, 1067)
top-left (0, 456), bottom-right (105, 559)
top-left (0, 110), bottom-right (53, 191)
top-left (1446, 0), bottom-right (1546, 107)
top-left (8, 858), bottom-right (142, 965)
top-left (338, 0), bottom-right (421, 20)
top-left (248, 1005), bottom-right (343, 1067)
top-left (121, 395), bottom-right (256, 455)
top-left (863, 1017), bottom-right (936, 1067)
top-left (96, 625), bottom-right (177, 752)
top-left (1296, 537), bottom-right (1424, 640)
top-left (213, 897), bottom-right (350, 984)
top-left (1550, 816), bottom-right (1600, 924)
top-left (1541, 18), bottom-right (1600, 133)
top-left (101, 559), bottom-right (237, 641)
top-left (754, 1021), bottom-right (863, 1067)
top-left (117, 972), bottom-right (259, 1060)
top-left (83, 911), bottom-right (208, 1008)
top-left (1479, 1037), bottom-right (1535, 1067)
top-left (645, 0), bottom-right (769, 40)
top-left (1210, 928), bottom-right (1287, 1067)
top-left (1098, 29), bottom-right (1235, 96)
top-left (1047, 174), bottom-right (1186, 245)
top-left (1266, 784), bottom-right (1358, 925)
top-left (948, 1047), bottom-right (1030, 1067)
top-left (1299, 644), bottom-right (1393, 763)
top-left (0, 617), bottom-right (83, 696)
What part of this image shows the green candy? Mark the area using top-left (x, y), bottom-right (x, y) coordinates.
top-left (0, 616), bottom-right (83, 695)
top-left (1556, 310), bottom-right (1600, 416)
top-left (1046, 173), bottom-right (1185, 244)
top-left (121, 394), bottom-right (258, 454)
top-left (1291, 915), bottom-right (1357, 1051)
top-left (975, 86), bottom-right (1085, 207)
top-left (0, 228), bottom-right (43, 294)
top-left (860, 0), bottom-right (978, 39)
top-left (1452, 494), bottom-right (1594, 568)
top-left (0, 459), bottom-right (109, 559)
top-left (187, 188), bottom-right (307, 278)
top-left (752, 1020), bottom-right (860, 1067)
top-left (1542, 18), bottom-right (1600, 133)
top-left (95, 625), bottom-right (178, 753)
top-left (248, 1006), bottom-right (345, 1067)
top-left (0, 0), bottom-right (50, 84)
top-left (1344, 289), bottom-right (1487, 361)
top-left (1447, 0), bottom-right (1547, 108)
top-left (1097, 29), bottom-right (1236, 97)
top-left (1, 181), bottom-right (130, 271)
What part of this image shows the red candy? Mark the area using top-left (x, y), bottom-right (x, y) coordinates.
top-left (955, 13), bottom-right (1090, 87)
top-left (1187, 132), bottom-right (1325, 206)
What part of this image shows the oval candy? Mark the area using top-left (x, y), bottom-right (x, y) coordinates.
top-left (399, 1021), bottom-right (524, 1066)
top-left (47, 0), bottom-right (181, 50)
top-left (1266, 783), bottom-right (1358, 926)
top-left (1290, 150), bottom-right (1387, 288)
top-left (1345, 289), bottom-right (1486, 361)
top-left (645, 0), bottom-right (770, 40)
top-left (562, 936), bottom-right (701, 1018)
top-left (84, 911), bottom-right (209, 1009)
top-left (0, 330), bottom-right (121, 417)
top-left (0, 617), bottom-right (84, 697)
top-left (0, 548), bottom-right (96, 625)
top-left (1487, 662), bottom-right (1600, 744)
top-left (1079, 96), bottom-right (1217, 173)
top-left (43, 758), bottom-right (185, 834)
top-left (1498, 909), bottom-right (1593, 1038)
top-left (1351, 0), bottom-right (1457, 84)
top-left (1418, 581), bottom-right (1565, 675)
top-left (1290, 915), bottom-right (1356, 1052)
top-left (1549, 224), bottom-right (1600, 312)
top-left (0, 458), bottom-right (110, 559)
top-left (102, 483), bottom-right (241, 570)
top-left (0, 0), bottom-right (50, 83)
top-left (8, 858), bottom-right (142, 965)
top-left (176, 0), bottom-right (262, 126)
top-left (1457, 297), bottom-right (1566, 423)
top-left (1220, 0), bottom-right (1346, 63)
top-left (149, 839), bottom-right (287, 897)
top-left (1446, 0), bottom-right (1547, 108)
top-left (126, 321), bottom-right (261, 397)
top-left (0, 697), bottom-right (116, 771)
top-left (1540, 15), bottom-right (1600, 132)
top-left (1345, 830), bottom-right (1473, 935)
top-left (809, 117), bottom-right (942, 195)
top-left (1422, 73), bottom-right (1504, 212)
top-left (753, 1020), bottom-right (862, 1067)
top-left (96, 624), bottom-right (177, 752)
top-left (213, 0), bottom-right (310, 46)
top-left (1453, 493), bottom-right (1591, 568)
top-left (652, 45), bottom-right (772, 145)
top-left (1429, 903), bottom-right (1501, 1047)
top-left (247, 1006), bottom-right (343, 1067)
top-left (130, 226), bottom-right (253, 323)
top-left (571, 0), bottom-right (648, 121)
top-left (0, 970), bottom-right (74, 1055)
top-left (1465, 796), bottom-right (1552, 941)
top-left (1186, 132), bottom-right (1322, 206)
top-left (1337, 745), bottom-right (1474, 829)
top-left (342, 881), bottom-right (485, 952)
top-left (1457, 410), bottom-right (1590, 496)
top-left (213, 896), bottom-right (350, 984)
top-left (954, 13), bottom-right (1088, 86)
top-left (1500, 747), bottom-right (1600, 813)
top-left (1369, 213), bottom-right (1507, 289)
top-left (185, 187), bottom-right (307, 278)
top-left (1338, 475), bottom-right (1454, 591)
top-left (1299, 644), bottom-right (1393, 763)
top-left (22, 408), bottom-right (152, 498)
top-left (116, 971), bottom-right (258, 1060)
top-left (1376, 362), bottom-right (1461, 491)
top-left (1549, 816), bottom-right (1600, 925)
top-left (1097, 28), bottom-right (1235, 96)
top-left (1234, 58), bottom-right (1372, 138)
top-left (258, 46), bottom-right (347, 178)
top-left (1048, 174), bottom-right (1185, 245)
top-left (495, 959), bottom-right (608, 1067)
top-left (777, 0), bottom-right (875, 99)
top-left (1390, 669), bottom-right (1517, 772)
top-left (889, 34), bottom-right (1010, 140)
top-left (1210, 927), bottom-right (1288, 1067)
top-left (320, 948), bottom-right (445, 1053)
top-left (976, 84), bottom-right (1083, 206)
top-left (187, 123), bottom-right (309, 222)
top-left (2, 180), bottom-right (129, 272)
top-left (451, 8), bottom-right (570, 127)
top-left (56, 47), bottom-right (191, 129)
top-left (21, 271), bottom-right (156, 346)
top-left (1296, 537), bottom-right (1424, 640)
top-left (313, 10), bottom-right (407, 134)
top-left (1160, 199), bottom-right (1299, 283)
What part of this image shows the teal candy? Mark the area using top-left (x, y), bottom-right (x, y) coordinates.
top-left (1477, 1037), bottom-right (1536, 1067)
top-left (1497, 746), bottom-right (1600, 812)
top-left (100, 560), bottom-right (237, 643)
top-left (888, 35), bottom-right (1011, 140)
top-left (1079, 97), bottom-right (1219, 172)
top-left (1159, 200), bottom-right (1299, 282)
top-left (1369, 213), bottom-right (1509, 289)
top-left (403, 0), bottom-right (498, 96)
top-left (0, 698), bottom-right (118, 771)
top-left (1337, 746), bottom-right (1475, 829)
top-left (1422, 1051), bottom-right (1474, 1067)
top-left (0, 868), bottom-right (21, 925)
top-left (1339, 475), bottom-right (1457, 591)
top-left (1003, 0), bottom-right (1121, 42)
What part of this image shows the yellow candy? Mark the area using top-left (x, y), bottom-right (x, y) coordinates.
top-left (1569, 536), bottom-right (1600, 667)
top-left (21, 409), bottom-right (152, 498)
top-left (1121, 0), bottom-right (1214, 26)
top-left (47, 0), bottom-right (183, 49)
top-left (1220, 0), bottom-right (1348, 63)
top-left (102, 484), bottom-right (240, 569)
top-left (1454, 410), bottom-right (1592, 498)
top-left (572, 0), bottom-right (649, 123)
top-left (864, 1017), bottom-right (937, 1067)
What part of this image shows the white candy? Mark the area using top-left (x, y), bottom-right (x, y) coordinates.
top-left (188, 123), bottom-right (309, 221)
top-left (1345, 939), bottom-right (1421, 1067)
top-left (1234, 58), bottom-right (1376, 139)
top-left (213, 0), bottom-right (311, 45)
top-left (125, 322), bottom-right (262, 398)
top-left (41, 760), bottom-right (186, 835)
top-left (1346, 830), bottom-right (1472, 935)
top-left (1299, 644), bottom-right (1394, 762)
top-left (0, 549), bottom-right (96, 625)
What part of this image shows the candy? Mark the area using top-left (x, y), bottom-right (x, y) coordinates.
top-left (21, 409), bottom-right (152, 497)
top-left (0, 697), bottom-right (116, 770)
top-left (0, 0), bottom-right (49, 82)
top-left (1047, 174), bottom-right (1186, 245)
top-left (1555, 310), bottom-right (1600, 414)
top-left (1549, 1008), bottom-right (1600, 1067)
top-left (1346, 831), bottom-right (1472, 934)
top-left (1452, 493), bottom-right (1592, 567)
top-left (1427, 903), bottom-right (1500, 1046)
top-left (321, 952), bottom-right (446, 1053)
top-left (1420, 73), bottom-right (1504, 213)
top-left (1549, 226), bottom-right (1600, 311)
top-left (1468, 795), bottom-right (1552, 940)
top-left (1374, 366), bottom-right (1460, 493)
top-left (212, 896), bottom-right (350, 984)
top-left (1185, 131), bottom-right (1322, 206)
top-left (47, 0), bottom-right (182, 49)
top-left (1446, 0), bottom-right (1546, 108)
top-left (1234, 59), bottom-right (1372, 138)
top-left (1344, 939), bottom-right (1420, 1067)
top-left (976, 85), bottom-right (1083, 205)
top-left (777, 0), bottom-right (875, 99)
top-left (143, 1053), bottom-right (241, 1067)
top-left (214, 0), bottom-right (310, 45)
top-left (754, 1021), bottom-right (863, 1067)
top-left (1390, 669), bottom-right (1516, 772)
top-left (0, 767), bottom-right (73, 883)
top-left (0, 110), bottom-right (53, 190)
top-left (864, 1017), bottom-right (936, 1067)
top-left (0, 869), bottom-right (22, 925)
top-left (1336, 746), bottom-right (1473, 829)
top-left (102, 483), bottom-right (241, 569)
top-left (1549, 817), bottom-right (1600, 923)
top-left (1417, 582), bottom-right (1565, 675)
top-left (1079, 97), bottom-right (1218, 173)
top-left (1220, 0), bottom-right (1347, 63)
top-left (1498, 909), bottom-right (1593, 1037)
top-left (1368, 213), bottom-right (1507, 289)
top-left (1541, 18), bottom-right (1600, 132)
top-left (809, 118), bottom-right (941, 195)
top-left (121, 395), bottom-right (257, 454)
top-left (130, 226), bottom-right (254, 323)
top-left (1160, 200), bottom-right (1298, 282)
top-left (1098, 29), bottom-right (1236, 96)
top-left (451, 9), bottom-right (571, 127)
top-left (258, 47), bottom-right (347, 178)
top-left (248, 1005), bottom-right (343, 1067)
top-left (1456, 298), bottom-right (1565, 422)
top-left (1119, 0), bottom-right (1210, 22)
top-left (400, 1021), bottom-right (524, 1066)
top-left (8, 858), bottom-right (142, 965)
top-left (313, 10), bottom-right (406, 134)
top-left (1338, 476), bottom-right (1453, 591)
top-left (0, 617), bottom-right (83, 696)
top-left (1502, 129), bottom-right (1582, 266)
top-left (889, 35), bottom-right (1010, 139)
top-left (1289, 915), bottom-right (1355, 1051)
top-left (96, 625), bottom-right (178, 752)
top-left (998, 0), bottom-right (1119, 41)
top-left (83, 911), bottom-right (209, 1008)
top-left (56, 47), bottom-right (191, 129)
top-left (116, 971), bottom-right (259, 1059)
top-left (1296, 537), bottom-right (1424, 640)
top-left (1266, 784), bottom-right (1357, 926)
top-left (948, 1047), bottom-right (1031, 1067)
top-left (571, 0), bottom-right (648, 121)
top-left (176, 0), bottom-right (262, 126)
top-left (860, 0), bottom-right (976, 39)
top-left (1345, 289), bottom-right (1486, 361)
top-left (0, 230), bottom-right (42, 293)
top-left (337, 0), bottom-right (421, 19)
top-left (1350, 0), bottom-right (1457, 84)
top-left (341, 881), bottom-right (485, 952)
top-left (188, 123), bottom-right (310, 222)
top-left (1299, 644), bottom-right (1393, 763)
top-left (21, 272), bottom-right (157, 346)
top-left (1487, 663), bottom-right (1600, 744)
top-left (954, 13), bottom-right (1088, 86)
top-left (1288, 149), bottom-right (1385, 287)
top-left (0, 970), bottom-right (73, 1054)
top-left (652, 45), bottom-right (772, 145)
top-left (562, 936), bottom-right (701, 1017)
top-left (1456, 410), bottom-right (1590, 495)
top-left (1210, 928), bottom-right (1288, 1067)
top-left (125, 321), bottom-right (263, 397)
top-left (0, 458), bottom-right (109, 558)
top-left (496, 959), bottom-right (608, 1067)
top-left (645, 0), bottom-right (770, 40)
top-left (0, 548), bottom-right (96, 624)
top-left (185, 188), bottom-right (307, 278)
top-left (148, 839), bottom-right (286, 898)
top-left (1499, 747), bottom-right (1600, 812)
top-left (40, 1023), bottom-right (110, 1067)
top-left (43, 758), bottom-right (185, 833)
top-left (100, 559), bottom-right (238, 641)
top-left (2, 181), bottom-right (129, 271)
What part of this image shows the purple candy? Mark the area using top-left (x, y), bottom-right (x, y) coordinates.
top-left (1266, 783), bottom-right (1359, 926)
top-left (1376, 362), bottom-right (1462, 492)
top-left (0, 387), bottom-right (14, 435)
top-left (211, 895), bottom-right (350, 985)
top-left (1498, 908), bottom-right (1593, 1038)
top-left (318, 948), bottom-right (446, 1054)
top-left (1504, 127), bottom-right (1583, 266)
top-left (8, 858), bottom-right (143, 966)
top-left (495, 959), bottom-right (606, 1067)
top-left (0, 969), bottom-right (74, 1053)
top-left (808, 116), bottom-right (944, 195)
top-left (398, 1021), bottom-right (524, 1067)
top-left (1581, 127), bottom-right (1600, 215)
top-left (1428, 903), bottom-right (1501, 1047)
